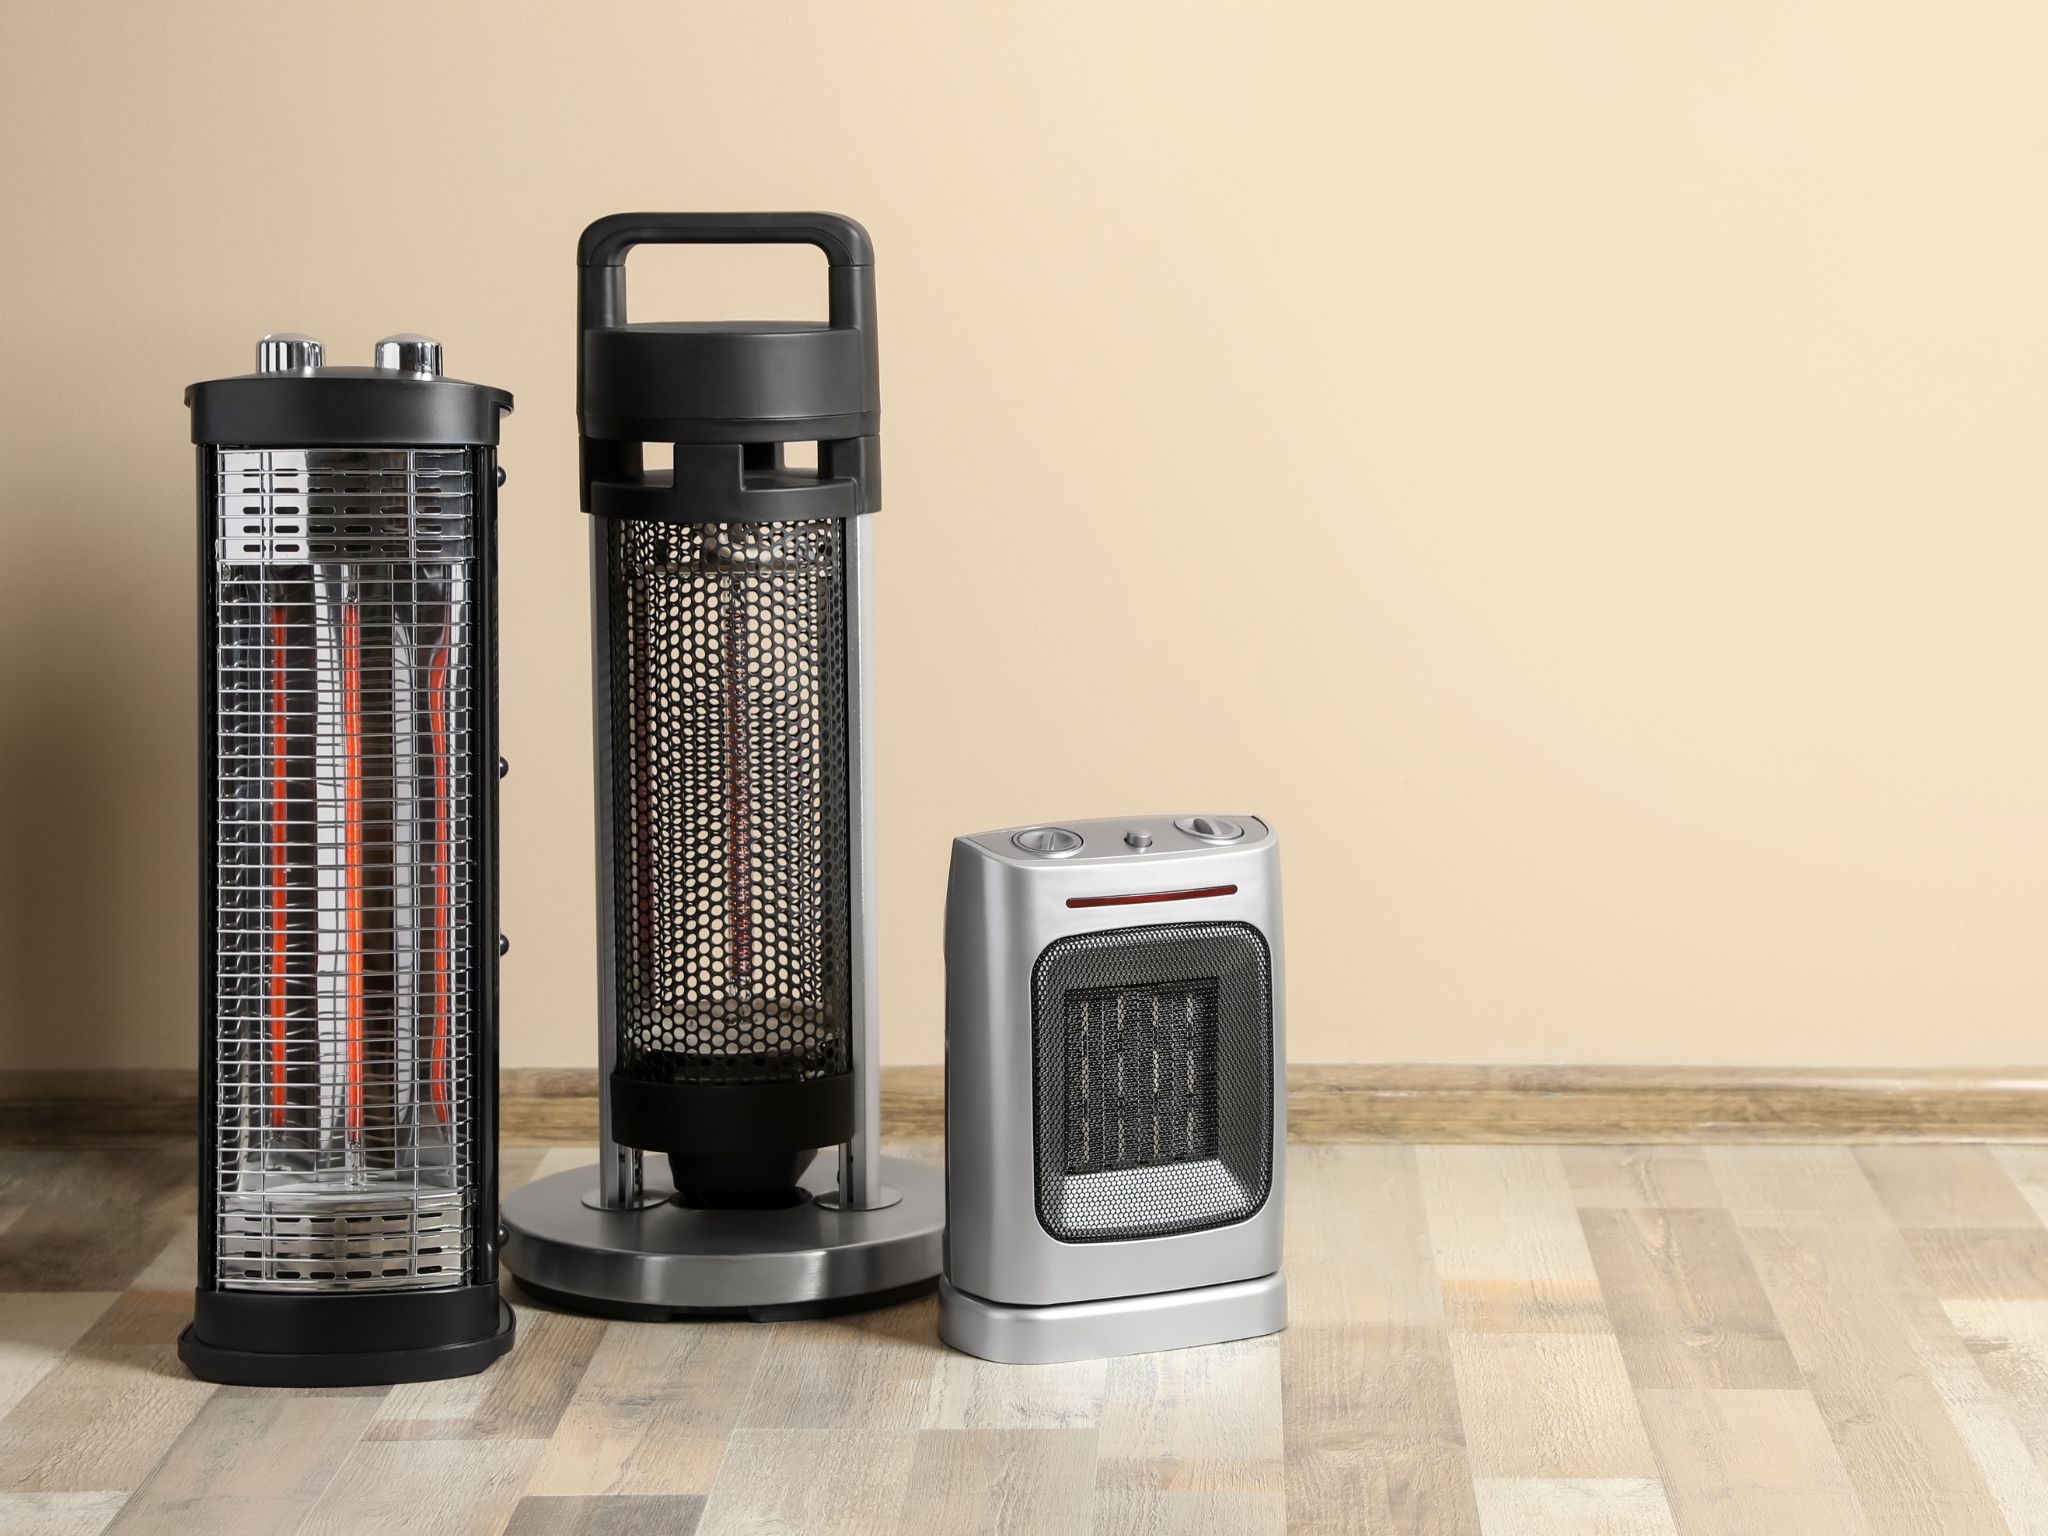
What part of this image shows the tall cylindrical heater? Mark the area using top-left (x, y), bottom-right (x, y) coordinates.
top-left (181, 335), bottom-right (515, 1385)
top-left (501, 213), bottom-right (942, 1318)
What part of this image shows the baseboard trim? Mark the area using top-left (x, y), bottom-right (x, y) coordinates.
top-left (2, 1064), bottom-right (2043, 1148)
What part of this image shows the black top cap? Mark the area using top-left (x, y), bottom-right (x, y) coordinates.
top-left (578, 212), bottom-right (881, 523)
top-left (188, 351), bottom-right (512, 449)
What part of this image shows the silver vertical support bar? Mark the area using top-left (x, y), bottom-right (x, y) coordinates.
top-left (838, 513), bottom-right (885, 1209)
top-left (590, 516), bottom-right (641, 1209)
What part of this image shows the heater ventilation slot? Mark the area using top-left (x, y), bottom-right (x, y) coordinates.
top-left (1062, 981), bottom-right (1221, 1174)
top-left (603, 518), bottom-right (852, 1091)
top-left (1032, 922), bottom-right (1273, 1243)
top-left (209, 446), bottom-right (479, 1293)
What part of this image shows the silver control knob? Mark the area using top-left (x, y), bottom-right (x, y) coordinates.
top-left (256, 333), bottom-right (324, 373)
top-left (1012, 826), bottom-right (1083, 857)
top-left (1175, 815), bottom-right (1245, 842)
top-left (373, 333), bottom-right (443, 376)
top-left (1124, 829), bottom-right (1153, 849)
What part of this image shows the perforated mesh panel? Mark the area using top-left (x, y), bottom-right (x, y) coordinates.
top-left (1032, 921), bottom-right (1273, 1243)
top-left (605, 518), bottom-right (851, 1089)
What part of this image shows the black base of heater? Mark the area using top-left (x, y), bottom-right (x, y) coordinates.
top-left (178, 1285), bottom-right (515, 1387)
top-left (512, 1272), bottom-right (935, 1323)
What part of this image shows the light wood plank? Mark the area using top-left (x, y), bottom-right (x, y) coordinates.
top-left (372, 1305), bottom-right (603, 1442)
top-left (1739, 1223), bottom-right (2014, 1535)
top-left (1470, 1478), bottom-right (1677, 1535)
top-left (1420, 1147), bottom-right (1608, 1332)
top-left (0, 1492), bottom-right (129, 1536)
top-left (697, 1429), bottom-right (914, 1536)
top-left (1993, 1147), bottom-right (2048, 1229)
top-left (504, 1493), bottom-right (705, 1535)
top-left (1282, 1322), bottom-right (1480, 1535)
top-left (300, 1437), bottom-right (543, 1536)
top-left (738, 1296), bottom-right (940, 1431)
top-left (1903, 1227), bottom-right (2048, 1301)
top-left (0, 1149), bottom-right (190, 1218)
top-left (925, 1351), bottom-right (1106, 1429)
top-left (891, 1139), bottom-right (945, 1171)
top-left (0, 1206), bottom-right (185, 1294)
top-left (0, 1291), bottom-right (216, 1494)
top-left (527, 1319), bottom-right (766, 1497)
top-left (1925, 1373), bottom-right (2048, 1536)
top-left (499, 1147), bottom-right (552, 1195)
top-left (1580, 1207), bottom-right (1801, 1389)
top-left (1707, 1147), bottom-right (1894, 1229)
top-left (1563, 1148), bottom-right (1724, 1211)
top-left (1096, 1337), bottom-right (1283, 1494)
top-left (1091, 1486), bottom-right (1285, 1535)
top-left (129, 1221), bottom-right (195, 1294)
top-left (1942, 1299), bottom-right (2048, 1501)
top-left (1856, 1147), bottom-right (2040, 1230)
top-left (895, 1428), bottom-right (1096, 1535)
top-left (1288, 1144), bottom-right (1443, 1324)
top-left (1448, 1333), bottom-right (1657, 1481)
top-left (0, 1292), bottom-right (117, 1420)
top-left (530, 1147), bottom-right (600, 1184)
top-left (1635, 1388), bottom-right (1871, 1536)
top-left (104, 1389), bottom-right (383, 1536)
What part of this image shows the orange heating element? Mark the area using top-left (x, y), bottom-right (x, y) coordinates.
top-left (427, 634), bottom-right (453, 1123)
top-left (341, 602), bottom-right (366, 1142)
top-left (267, 609), bottom-right (289, 1127)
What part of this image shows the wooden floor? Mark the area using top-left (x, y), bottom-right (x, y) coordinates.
top-left (4, 1141), bottom-right (2048, 1534)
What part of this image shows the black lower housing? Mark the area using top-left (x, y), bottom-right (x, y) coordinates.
top-left (178, 1284), bottom-right (514, 1388)
top-left (610, 1067), bottom-right (856, 1206)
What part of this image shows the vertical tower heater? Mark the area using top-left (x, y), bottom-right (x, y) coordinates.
top-left (181, 334), bottom-right (515, 1385)
top-left (500, 213), bottom-right (941, 1317)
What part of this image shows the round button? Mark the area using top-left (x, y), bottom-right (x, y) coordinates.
top-left (373, 333), bottom-right (443, 376)
top-left (1013, 826), bottom-right (1083, 857)
top-left (256, 333), bottom-right (324, 374)
top-left (1175, 815), bottom-right (1246, 843)
top-left (1124, 829), bottom-right (1153, 849)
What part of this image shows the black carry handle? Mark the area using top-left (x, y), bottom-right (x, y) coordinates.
top-left (576, 212), bottom-right (874, 335)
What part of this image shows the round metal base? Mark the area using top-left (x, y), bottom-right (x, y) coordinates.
top-left (501, 1153), bottom-right (944, 1320)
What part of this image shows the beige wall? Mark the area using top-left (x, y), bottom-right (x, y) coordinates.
top-left (1, 2), bottom-right (2042, 1072)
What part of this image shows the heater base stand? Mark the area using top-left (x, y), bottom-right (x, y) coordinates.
top-left (501, 1153), bottom-right (942, 1318)
top-left (937, 1272), bottom-right (1287, 1365)
top-left (177, 1299), bottom-right (514, 1387)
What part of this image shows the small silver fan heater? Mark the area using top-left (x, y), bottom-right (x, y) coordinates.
top-left (941, 815), bottom-right (1287, 1363)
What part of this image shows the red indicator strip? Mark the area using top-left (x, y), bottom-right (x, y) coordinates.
top-left (1066, 884), bottom-right (1238, 910)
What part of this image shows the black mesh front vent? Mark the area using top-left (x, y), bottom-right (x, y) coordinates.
top-left (1063, 981), bottom-right (1220, 1174)
top-left (605, 518), bottom-right (851, 1088)
top-left (1033, 921), bottom-right (1273, 1243)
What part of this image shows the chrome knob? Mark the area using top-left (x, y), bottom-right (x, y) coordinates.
top-left (256, 333), bottom-right (324, 373)
top-left (373, 333), bottom-right (443, 376)
top-left (1012, 826), bottom-right (1083, 857)
top-left (1175, 815), bottom-right (1245, 843)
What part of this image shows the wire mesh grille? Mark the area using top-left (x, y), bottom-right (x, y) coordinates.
top-left (1032, 921), bottom-right (1273, 1243)
top-left (605, 518), bottom-right (852, 1090)
top-left (211, 447), bottom-right (477, 1291)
